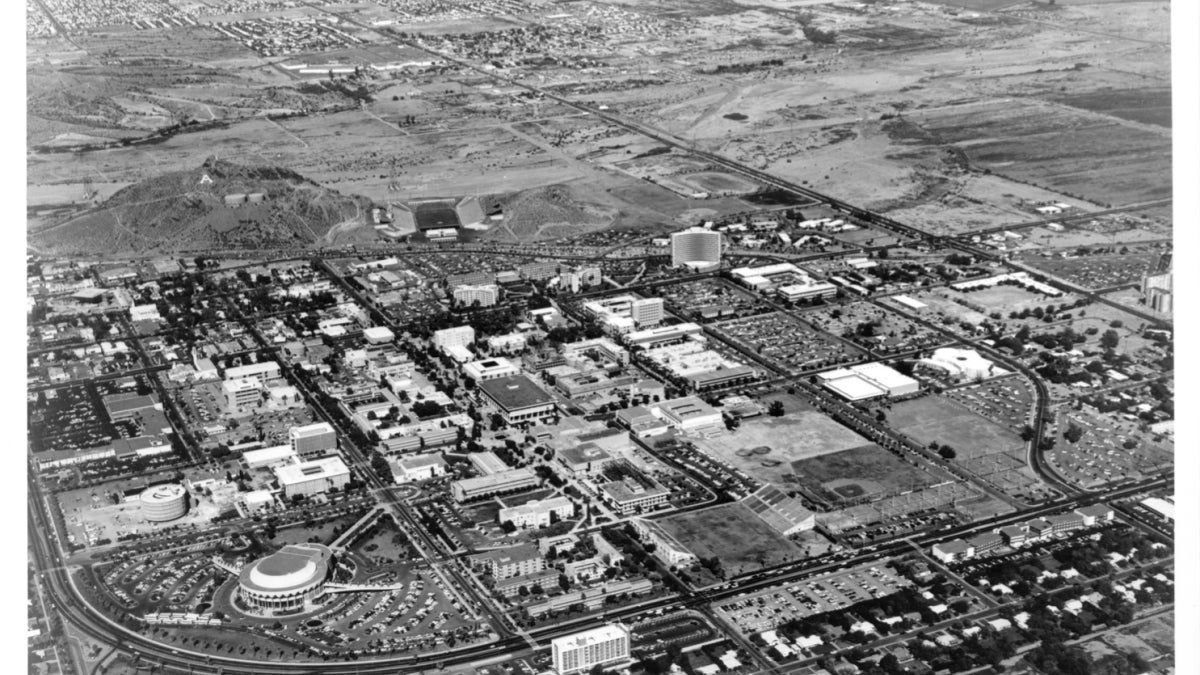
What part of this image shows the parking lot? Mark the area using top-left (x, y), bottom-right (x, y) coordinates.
top-left (712, 311), bottom-right (863, 373)
top-left (802, 302), bottom-right (950, 355)
top-left (1045, 408), bottom-right (1174, 489)
top-left (100, 550), bottom-right (224, 614)
top-left (658, 278), bottom-right (771, 323)
top-left (716, 563), bottom-right (910, 636)
top-left (942, 376), bottom-right (1034, 433)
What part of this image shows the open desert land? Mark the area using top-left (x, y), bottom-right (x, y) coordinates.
top-left (583, 0), bottom-right (1171, 236)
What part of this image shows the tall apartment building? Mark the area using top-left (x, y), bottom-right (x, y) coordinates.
top-left (551, 624), bottom-right (631, 675)
top-left (671, 227), bottom-right (722, 268)
top-left (453, 284), bottom-right (500, 307)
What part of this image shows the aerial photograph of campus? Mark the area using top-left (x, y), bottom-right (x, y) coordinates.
top-left (23, 0), bottom-right (1183, 674)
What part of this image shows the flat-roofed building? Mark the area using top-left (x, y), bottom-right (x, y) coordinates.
top-left (463, 357), bottom-right (521, 382)
top-left (289, 422), bottom-right (337, 457)
top-left (563, 556), bottom-right (606, 582)
top-left (493, 569), bottom-right (559, 597)
top-left (1075, 503), bottom-right (1114, 526)
top-left (433, 325), bottom-right (475, 353)
top-left (932, 539), bottom-right (974, 563)
top-left (651, 396), bottom-right (723, 433)
top-left (363, 326), bottom-right (395, 344)
top-left (471, 543), bottom-right (545, 580)
top-left (392, 453), bottom-right (448, 483)
top-left (999, 525), bottom-right (1027, 546)
top-left (224, 378), bottom-right (264, 412)
top-left (451, 467), bottom-right (539, 502)
top-left (624, 323), bottom-right (703, 350)
top-left (478, 375), bottom-right (558, 425)
top-left (671, 228), bottom-right (722, 269)
top-left (539, 533), bottom-right (579, 556)
top-left (552, 624), bottom-right (632, 675)
top-left (275, 457), bottom-right (351, 498)
top-left (453, 284), bottom-right (500, 307)
top-left (558, 444), bottom-right (614, 476)
top-left (243, 445), bottom-right (297, 469)
top-left (499, 496), bottom-right (575, 529)
top-left (469, 451), bottom-right (510, 475)
top-left (224, 360), bottom-right (281, 382)
top-left (631, 518), bottom-right (697, 566)
top-left (600, 478), bottom-right (671, 516)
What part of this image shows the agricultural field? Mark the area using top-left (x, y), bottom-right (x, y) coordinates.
top-left (691, 404), bottom-right (874, 489)
top-left (657, 503), bottom-right (801, 573)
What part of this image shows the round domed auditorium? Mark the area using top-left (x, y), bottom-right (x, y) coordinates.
top-left (237, 543), bottom-right (333, 613)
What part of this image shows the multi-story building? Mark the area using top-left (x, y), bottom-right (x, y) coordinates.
top-left (519, 261), bottom-right (560, 281)
top-left (451, 468), bottom-right (540, 502)
top-left (499, 496), bottom-right (575, 529)
top-left (453, 284), bottom-right (500, 307)
top-left (223, 378), bottom-right (264, 412)
top-left (433, 325), bottom-right (476, 353)
top-left (392, 453), bottom-right (448, 483)
top-left (671, 228), bottom-right (722, 268)
top-left (600, 477), bottom-right (671, 516)
top-left (224, 360), bottom-right (281, 383)
top-left (630, 518), bottom-right (698, 567)
top-left (583, 295), bottom-right (665, 333)
top-left (289, 422), bottom-right (337, 457)
top-left (471, 543), bottom-right (545, 580)
top-left (563, 557), bottom-right (606, 583)
top-left (463, 357), bottom-right (521, 382)
top-left (1142, 271), bottom-right (1172, 314)
top-left (478, 375), bottom-right (558, 425)
top-left (275, 457), bottom-right (351, 498)
top-left (557, 444), bottom-right (614, 476)
top-left (551, 624), bottom-right (632, 675)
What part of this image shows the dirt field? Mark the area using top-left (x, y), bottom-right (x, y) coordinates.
top-left (657, 503), bottom-right (800, 571)
top-left (790, 444), bottom-right (942, 505)
top-left (889, 395), bottom-right (1024, 460)
top-left (691, 409), bottom-right (872, 488)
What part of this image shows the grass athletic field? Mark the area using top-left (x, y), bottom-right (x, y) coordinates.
top-left (657, 503), bottom-right (800, 572)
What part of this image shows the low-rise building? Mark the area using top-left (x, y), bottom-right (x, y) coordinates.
top-left (498, 496), bottom-right (575, 529)
top-left (451, 467), bottom-right (539, 502)
top-left (275, 457), bottom-right (351, 498)
top-left (478, 375), bottom-right (558, 426)
top-left (392, 453), bottom-right (448, 483)
top-left (600, 478), bottom-right (671, 516)
top-left (463, 357), bottom-right (521, 382)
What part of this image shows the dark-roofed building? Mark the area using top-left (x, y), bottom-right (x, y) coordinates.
top-left (999, 525), bottom-right (1027, 546)
top-left (558, 443), bottom-right (614, 476)
top-left (478, 374), bottom-right (558, 425)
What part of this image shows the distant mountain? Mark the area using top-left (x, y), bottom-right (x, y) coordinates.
top-left (30, 158), bottom-right (372, 255)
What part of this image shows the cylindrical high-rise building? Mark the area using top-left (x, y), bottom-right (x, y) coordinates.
top-left (139, 484), bottom-right (188, 522)
top-left (671, 228), bottom-right (723, 268)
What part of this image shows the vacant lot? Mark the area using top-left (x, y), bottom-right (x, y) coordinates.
top-left (692, 409), bottom-right (871, 487)
top-left (889, 395), bottom-right (1023, 460)
top-left (657, 503), bottom-right (800, 572)
top-left (910, 102), bottom-right (1171, 207)
top-left (680, 171), bottom-right (759, 194)
top-left (791, 444), bottom-right (940, 505)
